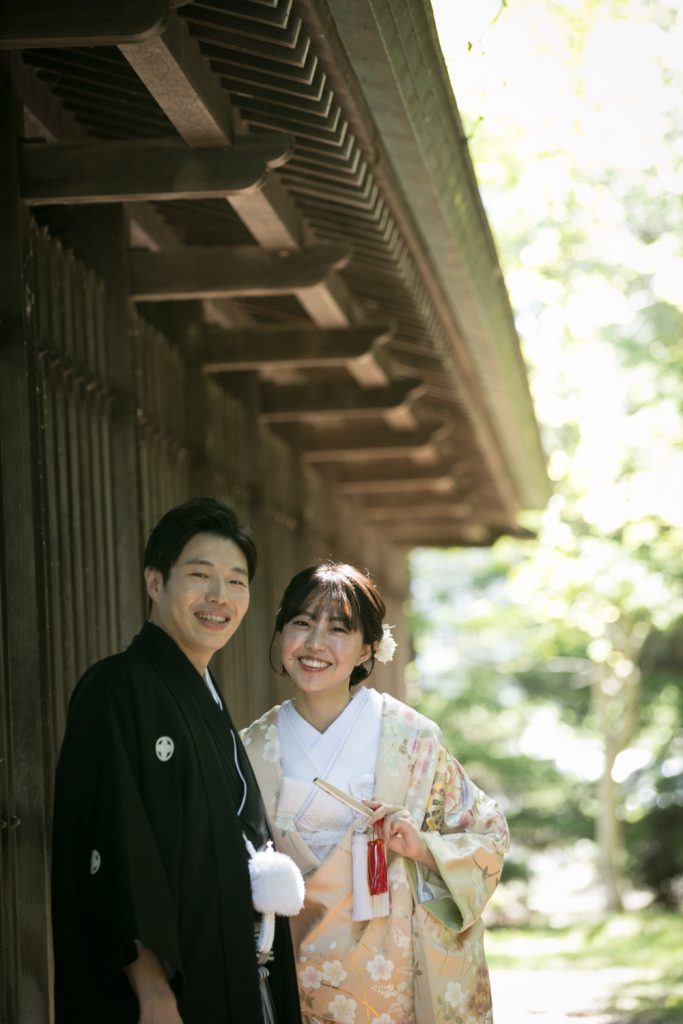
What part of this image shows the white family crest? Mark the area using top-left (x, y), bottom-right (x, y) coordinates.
top-left (155, 736), bottom-right (175, 761)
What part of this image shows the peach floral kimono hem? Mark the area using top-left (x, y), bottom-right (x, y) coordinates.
top-left (242, 691), bottom-right (509, 1024)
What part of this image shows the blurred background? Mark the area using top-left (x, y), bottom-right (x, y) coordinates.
top-left (411, 1), bottom-right (683, 1020)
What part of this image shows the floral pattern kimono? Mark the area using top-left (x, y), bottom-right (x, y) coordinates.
top-left (242, 691), bottom-right (509, 1024)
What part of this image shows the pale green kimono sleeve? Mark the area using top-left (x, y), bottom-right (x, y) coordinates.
top-left (408, 746), bottom-right (509, 933)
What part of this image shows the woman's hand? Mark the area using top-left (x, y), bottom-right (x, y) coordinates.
top-left (363, 800), bottom-right (439, 874)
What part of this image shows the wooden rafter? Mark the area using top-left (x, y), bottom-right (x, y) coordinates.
top-left (0, 0), bottom-right (169, 49)
top-left (129, 244), bottom-right (349, 302)
top-left (119, 10), bottom-right (362, 328)
top-left (20, 135), bottom-right (294, 206)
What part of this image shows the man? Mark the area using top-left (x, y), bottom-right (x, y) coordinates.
top-left (51, 497), bottom-right (302, 1024)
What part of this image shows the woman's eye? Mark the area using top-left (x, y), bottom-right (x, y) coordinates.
top-left (191, 572), bottom-right (208, 579)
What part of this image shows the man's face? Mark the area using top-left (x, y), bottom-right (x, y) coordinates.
top-left (145, 532), bottom-right (250, 674)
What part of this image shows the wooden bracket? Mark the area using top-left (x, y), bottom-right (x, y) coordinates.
top-left (20, 134), bottom-right (293, 206)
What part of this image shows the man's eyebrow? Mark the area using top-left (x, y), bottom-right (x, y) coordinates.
top-left (183, 558), bottom-right (249, 576)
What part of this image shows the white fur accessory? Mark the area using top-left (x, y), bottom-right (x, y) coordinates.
top-left (375, 623), bottom-right (397, 664)
top-left (245, 839), bottom-right (305, 916)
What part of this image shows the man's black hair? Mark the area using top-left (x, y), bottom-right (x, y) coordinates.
top-left (143, 497), bottom-right (257, 582)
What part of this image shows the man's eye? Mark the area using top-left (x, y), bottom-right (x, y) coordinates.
top-left (230, 578), bottom-right (246, 587)
top-left (191, 572), bottom-right (208, 578)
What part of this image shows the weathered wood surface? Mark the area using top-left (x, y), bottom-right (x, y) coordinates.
top-left (198, 325), bottom-right (388, 373)
top-left (21, 135), bottom-right (294, 206)
top-left (119, 10), bottom-right (235, 147)
top-left (282, 422), bottom-right (438, 461)
top-left (0, 0), bottom-right (169, 49)
top-left (129, 243), bottom-right (350, 301)
top-left (119, 9), bottom-right (360, 323)
top-left (333, 462), bottom-right (457, 493)
top-left (259, 380), bottom-right (417, 421)
top-left (0, 81), bottom-right (50, 1024)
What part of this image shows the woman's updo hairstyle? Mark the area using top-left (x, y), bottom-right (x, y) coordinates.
top-left (273, 561), bottom-right (386, 686)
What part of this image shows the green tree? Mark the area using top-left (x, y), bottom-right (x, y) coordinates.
top-left (418, 0), bottom-right (683, 911)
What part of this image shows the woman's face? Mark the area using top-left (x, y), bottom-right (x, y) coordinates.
top-left (280, 605), bottom-right (372, 698)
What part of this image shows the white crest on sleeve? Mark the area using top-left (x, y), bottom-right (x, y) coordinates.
top-left (90, 849), bottom-right (101, 874)
top-left (155, 736), bottom-right (175, 762)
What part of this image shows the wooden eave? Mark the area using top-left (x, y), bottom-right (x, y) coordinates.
top-left (4, 0), bottom-right (549, 548)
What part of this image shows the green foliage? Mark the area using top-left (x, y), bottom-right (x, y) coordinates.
top-left (420, 0), bottom-right (683, 903)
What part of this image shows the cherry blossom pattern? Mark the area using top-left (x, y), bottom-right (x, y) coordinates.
top-left (366, 953), bottom-right (394, 982)
top-left (328, 992), bottom-right (357, 1023)
top-left (299, 965), bottom-right (323, 990)
top-left (322, 959), bottom-right (347, 987)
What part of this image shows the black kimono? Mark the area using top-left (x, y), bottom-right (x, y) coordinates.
top-left (52, 622), bottom-right (301, 1024)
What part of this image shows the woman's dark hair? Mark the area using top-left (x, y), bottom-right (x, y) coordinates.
top-left (143, 496), bottom-right (257, 582)
top-left (273, 561), bottom-right (385, 686)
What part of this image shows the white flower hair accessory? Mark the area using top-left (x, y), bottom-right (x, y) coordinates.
top-left (375, 624), bottom-right (397, 664)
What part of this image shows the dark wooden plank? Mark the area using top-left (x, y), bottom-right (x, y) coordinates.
top-left (0, 0), bottom-right (169, 48)
top-left (198, 325), bottom-right (387, 372)
top-left (259, 380), bottom-right (417, 421)
top-left (0, 77), bottom-right (51, 1022)
top-left (129, 243), bottom-right (350, 301)
top-left (21, 135), bottom-right (294, 206)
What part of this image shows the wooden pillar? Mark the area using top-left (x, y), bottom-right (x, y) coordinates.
top-left (0, 76), bottom-right (52, 1024)
top-left (63, 206), bottom-right (145, 648)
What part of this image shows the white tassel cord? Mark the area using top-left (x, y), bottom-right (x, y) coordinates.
top-left (258, 965), bottom-right (277, 1024)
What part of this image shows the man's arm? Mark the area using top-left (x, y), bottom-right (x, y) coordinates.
top-left (124, 949), bottom-right (183, 1024)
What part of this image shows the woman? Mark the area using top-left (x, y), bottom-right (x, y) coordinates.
top-left (242, 562), bottom-right (509, 1024)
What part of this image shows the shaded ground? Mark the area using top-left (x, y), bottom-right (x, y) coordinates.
top-left (486, 912), bottom-right (683, 1024)
top-left (491, 966), bottom-right (682, 1024)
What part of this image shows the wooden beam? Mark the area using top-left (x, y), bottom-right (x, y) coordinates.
top-left (378, 522), bottom-right (494, 546)
top-left (360, 492), bottom-right (475, 511)
top-left (20, 135), bottom-right (293, 207)
top-left (259, 380), bottom-right (417, 422)
top-left (278, 422), bottom-right (438, 462)
top-left (119, 11), bottom-right (235, 147)
top-left (0, 0), bottom-right (168, 49)
top-left (120, 10), bottom-right (363, 327)
top-left (129, 244), bottom-right (350, 302)
top-left (295, 271), bottom-right (359, 331)
top-left (333, 464), bottom-right (456, 494)
top-left (198, 325), bottom-right (389, 373)
top-left (361, 502), bottom-right (475, 521)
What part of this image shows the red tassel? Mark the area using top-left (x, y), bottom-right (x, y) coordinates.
top-left (367, 824), bottom-right (388, 895)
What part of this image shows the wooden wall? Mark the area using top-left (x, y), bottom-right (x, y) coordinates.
top-left (0, 81), bottom-right (408, 1024)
